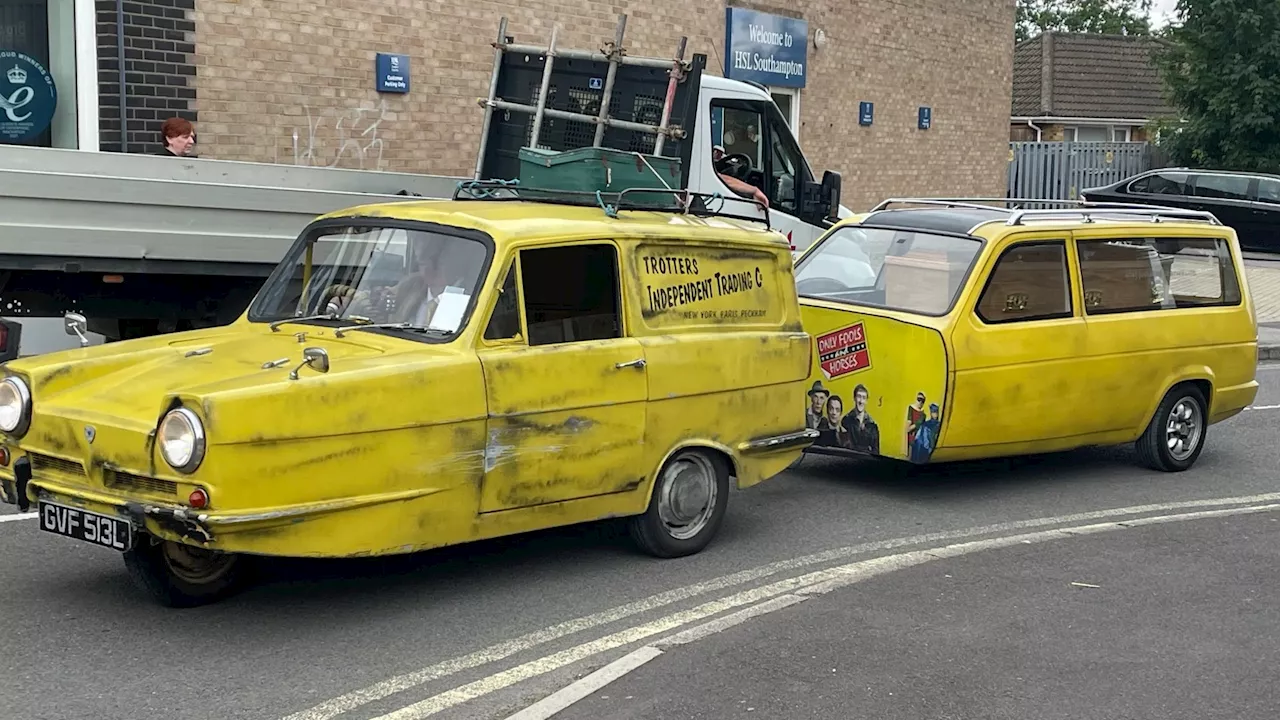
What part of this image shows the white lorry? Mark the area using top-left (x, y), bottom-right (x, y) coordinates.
top-left (0, 14), bottom-right (848, 356)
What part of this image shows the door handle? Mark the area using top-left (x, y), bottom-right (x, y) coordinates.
top-left (615, 358), bottom-right (646, 370)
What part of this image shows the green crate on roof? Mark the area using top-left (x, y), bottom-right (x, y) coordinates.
top-left (517, 146), bottom-right (683, 209)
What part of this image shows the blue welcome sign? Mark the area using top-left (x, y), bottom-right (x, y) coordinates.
top-left (375, 53), bottom-right (410, 93)
top-left (0, 51), bottom-right (57, 143)
top-left (724, 8), bottom-right (808, 89)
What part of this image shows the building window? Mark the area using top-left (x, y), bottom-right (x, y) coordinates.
top-left (0, 0), bottom-right (81, 149)
top-left (1063, 124), bottom-right (1135, 143)
top-left (769, 87), bottom-right (800, 141)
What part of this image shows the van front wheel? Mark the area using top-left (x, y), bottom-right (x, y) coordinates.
top-left (629, 450), bottom-right (730, 558)
top-left (1136, 385), bottom-right (1208, 472)
top-left (123, 536), bottom-right (248, 608)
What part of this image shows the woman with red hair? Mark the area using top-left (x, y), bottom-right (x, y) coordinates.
top-left (157, 116), bottom-right (197, 157)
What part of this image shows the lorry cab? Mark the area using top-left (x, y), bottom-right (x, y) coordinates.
top-left (791, 199), bottom-right (1258, 472)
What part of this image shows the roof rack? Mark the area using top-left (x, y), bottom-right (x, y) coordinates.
top-left (867, 197), bottom-right (1222, 228)
top-left (452, 180), bottom-right (773, 229)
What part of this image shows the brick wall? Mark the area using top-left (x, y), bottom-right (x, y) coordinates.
top-left (193, 0), bottom-right (1015, 211)
top-left (95, 0), bottom-right (198, 153)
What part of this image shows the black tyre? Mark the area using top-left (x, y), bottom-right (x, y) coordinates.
top-left (629, 449), bottom-right (731, 558)
top-left (1136, 384), bottom-right (1208, 472)
top-left (123, 536), bottom-right (249, 608)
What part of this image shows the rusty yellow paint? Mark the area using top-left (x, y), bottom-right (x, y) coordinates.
top-left (0, 199), bottom-right (812, 558)
top-left (796, 212), bottom-right (1259, 465)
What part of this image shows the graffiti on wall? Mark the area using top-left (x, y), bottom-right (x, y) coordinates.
top-left (286, 100), bottom-right (389, 170)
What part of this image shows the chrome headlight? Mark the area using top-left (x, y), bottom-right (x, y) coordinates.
top-left (158, 407), bottom-right (206, 473)
top-left (0, 376), bottom-right (31, 436)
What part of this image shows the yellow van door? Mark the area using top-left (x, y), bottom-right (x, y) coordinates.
top-left (943, 236), bottom-right (1090, 455)
top-left (476, 242), bottom-right (648, 513)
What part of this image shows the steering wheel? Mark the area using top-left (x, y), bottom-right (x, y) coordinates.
top-left (718, 153), bottom-right (754, 180)
top-left (796, 277), bottom-right (851, 295)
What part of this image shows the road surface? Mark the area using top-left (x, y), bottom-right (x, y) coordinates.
top-left (1, 365), bottom-right (1278, 720)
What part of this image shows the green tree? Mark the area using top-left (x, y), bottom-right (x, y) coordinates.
top-left (1153, 0), bottom-right (1280, 172)
top-left (1017, 0), bottom-right (1153, 43)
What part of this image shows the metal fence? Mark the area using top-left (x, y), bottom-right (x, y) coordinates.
top-left (1007, 142), bottom-right (1152, 200)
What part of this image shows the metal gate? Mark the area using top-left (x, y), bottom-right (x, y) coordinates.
top-left (1007, 142), bottom-right (1152, 200)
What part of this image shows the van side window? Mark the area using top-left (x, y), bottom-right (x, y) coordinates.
top-left (483, 260), bottom-right (521, 341)
top-left (975, 242), bottom-right (1073, 324)
top-left (518, 244), bottom-right (623, 346)
top-left (1076, 238), bottom-right (1242, 314)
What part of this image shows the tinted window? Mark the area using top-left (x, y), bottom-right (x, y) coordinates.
top-left (1134, 172), bottom-right (1190, 196)
top-left (1193, 174), bottom-right (1252, 201)
top-left (1255, 178), bottom-right (1280, 205)
top-left (519, 244), bottom-right (622, 346)
top-left (1076, 238), bottom-right (1241, 314)
top-left (975, 242), bottom-right (1072, 324)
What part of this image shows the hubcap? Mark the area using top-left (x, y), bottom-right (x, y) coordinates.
top-left (160, 541), bottom-right (237, 585)
top-left (656, 454), bottom-right (719, 541)
top-left (1165, 396), bottom-right (1203, 462)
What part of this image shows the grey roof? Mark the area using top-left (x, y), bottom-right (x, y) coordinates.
top-left (1011, 32), bottom-right (1177, 120)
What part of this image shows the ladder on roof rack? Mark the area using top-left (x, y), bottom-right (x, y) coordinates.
top-left (473, 14), bottom-right (691, 180)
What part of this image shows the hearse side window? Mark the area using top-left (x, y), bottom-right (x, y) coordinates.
top-left (1076, 238), bottom-right (1242, 314)
top-left (1255, 178), bottom-right (1280, 205)
top-left (975, 242), bottom-right (1073, 324)
top-left (1133, 171), bottom-right (1190, 196)
top-left (483, 260), bottom-right (522, 341)
top-left (518, 244), bottom-right (623, 346)
top-left (1192, 174), bottom-right (1252, 202)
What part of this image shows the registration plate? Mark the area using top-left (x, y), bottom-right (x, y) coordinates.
top-left (38, 501), bottom-right (132, 552)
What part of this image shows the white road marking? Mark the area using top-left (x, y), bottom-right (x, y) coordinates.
top-left (366, 501), bottom-right (1280, 720)
top-left (282, 491), bottom-right (1280, 720)
top-left (0, 512), bottom-right (35, 524)
top-left (503, 594), bottom-right (809, 720)
top-left (501, 646), bottom-right (665, 720)
top-left (489, 502), bottom-right (1280, 720)
top-left (1245, 404), bottom-right (1280, 411)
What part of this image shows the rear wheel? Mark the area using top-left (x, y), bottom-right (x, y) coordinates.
top-left (629, 449), bottom-right (730, 558)
top-left (123, 536), bottom-right (249, 608)
top-left (1136, 385), bottom-right (1208, 472)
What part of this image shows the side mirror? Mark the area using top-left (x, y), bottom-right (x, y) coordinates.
top-left (64, 313), bottom-right (90, 348)
top-left (821, 170), bottom-right (842, 223)
top-left (0, 318), bottom-right (21, 363)
top-left (288, 347), bottom-right (330, 380)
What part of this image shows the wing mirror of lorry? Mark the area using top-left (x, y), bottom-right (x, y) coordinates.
top-left (800, 171), bottom-right (843, 226)
top-left (64, 313), bottom-right (90, 348)
top-left (821, 170), bottom-right (842, 223)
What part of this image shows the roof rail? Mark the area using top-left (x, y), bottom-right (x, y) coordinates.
top-left (452, 180), bottom-right (773, 229)
top-left (867, 197), bottom-right (1222, 227)
top-left (1003, 206), bottom-right (1222, 226)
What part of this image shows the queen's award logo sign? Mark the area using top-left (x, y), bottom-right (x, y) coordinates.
top-left (0, 51), bottom-right (58, 143)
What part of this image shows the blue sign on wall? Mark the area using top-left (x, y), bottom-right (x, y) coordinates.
top-left (724, 8), bottom-right (808, 89)
top-left (918, 106), bottom-right (933, 130)
top-left (859, 102), bottom-right (874, 126)
top-left (375, 53), bottom-right (410, 94)
top-left (0, 51), bottom-right (57, 143)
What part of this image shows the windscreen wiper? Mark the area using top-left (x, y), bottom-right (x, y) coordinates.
top-left (269, 313), bottom-right (338, 332)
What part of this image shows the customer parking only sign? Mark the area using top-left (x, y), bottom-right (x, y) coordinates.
top-left (724, 8), bottom-right (808, 89)
top-left (0, 51), bottom-right (57, 143)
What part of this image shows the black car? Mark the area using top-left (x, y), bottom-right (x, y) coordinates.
top-left (1081, 168), bottom-right (1280, 253)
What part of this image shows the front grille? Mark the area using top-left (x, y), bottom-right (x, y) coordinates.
top-left (29, 453), bottom-right (87, 478)
top-left (104, 469), bottom-right (178, 496)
